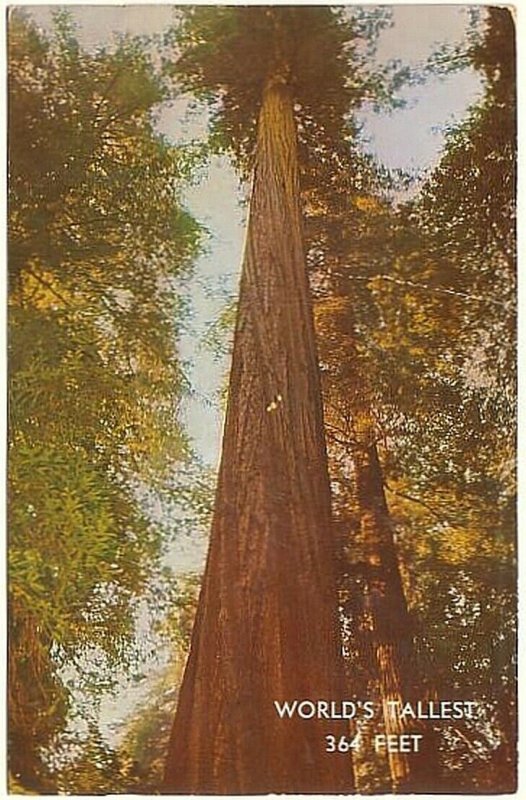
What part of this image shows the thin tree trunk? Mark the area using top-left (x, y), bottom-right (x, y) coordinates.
top-left (164, 70), bottom-right (353, 795)
top-left (353, 412), bottom-right (438, 792)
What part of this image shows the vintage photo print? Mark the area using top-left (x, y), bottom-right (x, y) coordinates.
top-left (7, 3), bottom-right (517, 794)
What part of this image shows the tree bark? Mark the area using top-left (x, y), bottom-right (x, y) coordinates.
top-left (353, 412), bottom-right (439, 792)
top-left (164, 71), bottom-right (353, 794)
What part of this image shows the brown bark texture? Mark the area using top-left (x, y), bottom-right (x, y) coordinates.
top-left (353, 415), bottom-right (438, 793)
top-left (163, 74), bottom-right (353, 794)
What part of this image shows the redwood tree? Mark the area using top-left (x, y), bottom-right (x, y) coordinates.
top-left (163, 7), bottom-right (369, 793)
top-left (314, 275), bottom-right (439, 793)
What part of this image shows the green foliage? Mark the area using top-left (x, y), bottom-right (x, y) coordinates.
top-left (8, 11), bottom-right (203, 790)
top-left (52, 725), bottom-right (140, 795)
top-left (118, 574), bottom-right (201, 791)
top-left (46, 574), bottom-right (201, 795)
top-left (167, 6), bottom-right (377, 172)
top-left (414, 6), bottom-right (516, 397)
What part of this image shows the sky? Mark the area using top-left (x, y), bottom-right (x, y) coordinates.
top-left (12, 1), bottom-right (486, 740)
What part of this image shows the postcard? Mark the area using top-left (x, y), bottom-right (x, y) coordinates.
top-left (7, 4), bottom-right (517, 794)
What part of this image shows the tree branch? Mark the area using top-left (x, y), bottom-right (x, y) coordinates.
top-left (346, 272), bottom-right (508, 308)
top-left (383, 482), bottom-right (447, 524)
top-left (24, 268), bottom-right (71, 307)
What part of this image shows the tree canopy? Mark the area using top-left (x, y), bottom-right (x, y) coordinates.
top-left (8, 11), bottom-right (202, 790)
top-left (168, 6), bottom-right (377, 171)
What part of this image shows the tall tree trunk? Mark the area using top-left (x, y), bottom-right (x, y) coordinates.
top-left (164, 70), bottom-right (353, 794)
top-left (313, 280), bottom-right (442, 792)
top-left (353, 411), bottom-right (438, 792)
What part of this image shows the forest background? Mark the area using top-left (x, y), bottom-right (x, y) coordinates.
top-left (6, 1), bottom-right (518, 795)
